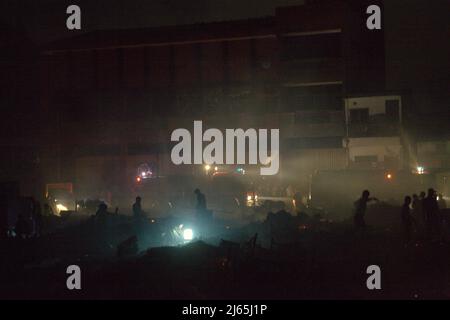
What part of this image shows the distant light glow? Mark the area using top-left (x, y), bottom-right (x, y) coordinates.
top-left (136, 176), bottom-right (141, 182)
top-left (204, 165), bottom-right (211, 171)
top-left (417, 166), bottom-right (425, 175)
top-left (56, 203), bottom-right (68, 212)
top-left (386, 173), bottom-right (393, 180)
top-left (183, 228), bottom-right (194, 241)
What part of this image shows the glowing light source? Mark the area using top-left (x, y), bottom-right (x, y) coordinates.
top-left (56, 203), bottom-right (68, 212)
top-left (417, 166), bottom-right (425, 175)
top-left (204, 164), bottom-right (211, 171)
top-left (386, 173), bottom-right (393, 180)
top-left (183, 228), bottom-right (194, 241)
top-left (214, 166), bottom-right (218, 171)
top-left (136, 176), bottom-right (141, 182)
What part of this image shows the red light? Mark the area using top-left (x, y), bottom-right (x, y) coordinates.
top-left (136, 176), bottom-right (141, 182)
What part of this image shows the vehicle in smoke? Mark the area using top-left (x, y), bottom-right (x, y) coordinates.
top-left (45, 183), bottom-right (75, 215)
top-left (133, 171), bottom-right (252, 220)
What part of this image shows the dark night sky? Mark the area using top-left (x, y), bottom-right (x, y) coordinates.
top-left (1, 0), bottom-right (449, 92)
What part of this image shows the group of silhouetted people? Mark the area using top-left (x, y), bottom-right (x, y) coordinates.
top-left (94, 188), bottom-right (209, 223)
top-left (409, 188), bottom-right (447, 243)
top-left (353, 188), bottom-right (448, 245)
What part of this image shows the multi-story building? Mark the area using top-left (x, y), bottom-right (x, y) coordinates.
top-left (37, 0), bottom-right (385, 198)
top-left (344, 94), bottom-right (403, 170)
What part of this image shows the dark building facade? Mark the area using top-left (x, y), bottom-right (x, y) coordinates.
top-left (36, 0), bottom-right (385, 199)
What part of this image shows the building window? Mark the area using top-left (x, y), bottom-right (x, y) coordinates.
top-left (350, 108), bottom-right (369, 123)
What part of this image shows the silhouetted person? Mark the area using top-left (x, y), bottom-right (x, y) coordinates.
top-left (194, 189), bottom-right (206, 210)
top-left (132, 196), bottom-right (143, 219)
top-left (95, 203), bottom-right (108, 219)
top-left (423, 188), bottom-right (439, 241)
top-left (401, 196), bottom-right (415, 245)
top-left (412, 194), bottom-right (421, 217)
top-left (194, 188), bottom-right (208, 219)
top-left (353, 190), bottom-right (378, 231)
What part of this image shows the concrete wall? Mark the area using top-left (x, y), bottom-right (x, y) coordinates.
top-left (345, 95), bottom-right (402, 119)
top-left (346, 136), bottom-right (402, 165)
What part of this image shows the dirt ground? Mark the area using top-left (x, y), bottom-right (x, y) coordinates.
top-left (1, 211), bottom-right (450, 300)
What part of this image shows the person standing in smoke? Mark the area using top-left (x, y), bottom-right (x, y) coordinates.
top-left (423, 188), bottom-right (439, 240)
top-left (423, 188), bottom-right (440, 241)
top-left (194, 188), bottom-right (209, 218)
top-left (132, 196), bottom-right (143, 220)
top-left (412, 194), bottom-right (422, 222)
top-left (353, 190), bottom-right (379, 232)
top-left (95, 202), bottom-right (108, 219)
top-left (401, 196), bottom-right (416, 246)
top-left (194, 189), bottom-right (206, 210)
top-left (412, 193), bottom-right (426, 237)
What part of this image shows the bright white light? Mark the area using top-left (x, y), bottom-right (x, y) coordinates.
top-left (247, 195), bottom-right (252, 201)
top-left (56, 203), bottom-right (68, 213)
top-left (214, 166), bottom-right (218, 171)
top-left (183, 228), bottom-right (194, 241)
top-left (141, 172), bottom-right (146, 177)
top-left (417, 166), bottom-right (424, 175)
